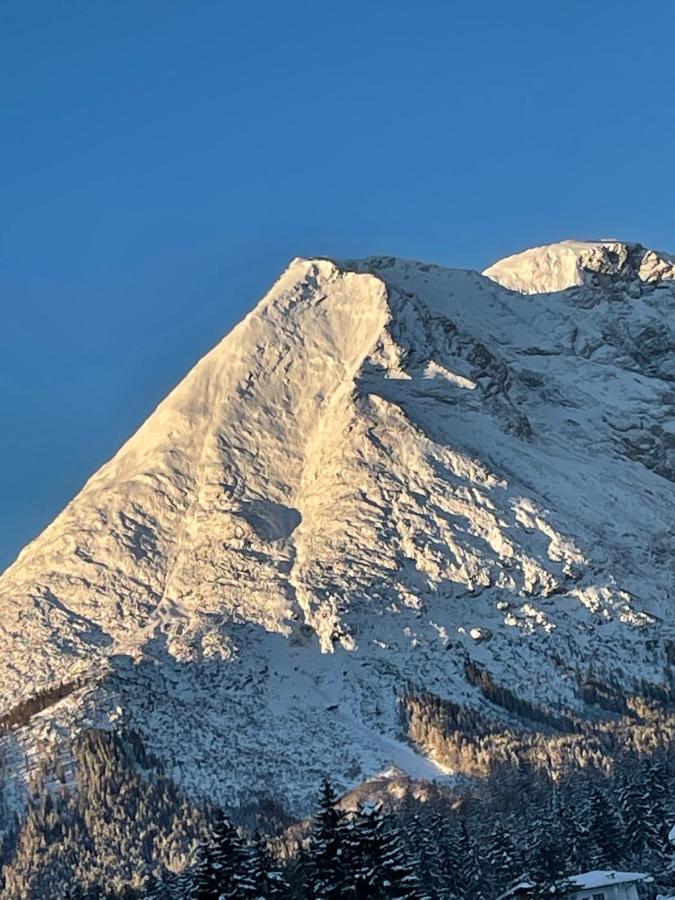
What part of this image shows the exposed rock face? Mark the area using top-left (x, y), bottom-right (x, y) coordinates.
top-left (2, 241), bottom-right (675, 812)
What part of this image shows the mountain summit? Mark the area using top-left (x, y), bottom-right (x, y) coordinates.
top-left (2, 241), bottom-right (675, 811)
top-left (483, 238), bottom-right (675, 294)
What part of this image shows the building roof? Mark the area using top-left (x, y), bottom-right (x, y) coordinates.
top-left (566, 870), bottom-right (649, 890)
top-left (496, 870), bottom-right (649, 898)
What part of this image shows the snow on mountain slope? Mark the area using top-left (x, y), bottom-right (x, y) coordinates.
top-left (2, 241), bottom-right (675, 813)
top-left (483, 238), bottom-right (675, 294)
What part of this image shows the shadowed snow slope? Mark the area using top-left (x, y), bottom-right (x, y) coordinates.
top-left (2, 242), bottom-right (675, 812)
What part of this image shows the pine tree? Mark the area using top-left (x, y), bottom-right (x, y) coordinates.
top-left (349, 801), bottom-right (421, 899)
top-left (617, 767), bottom-right (646, 863)
top-left (643, 757), bottom-right (671, 862)
top-left (243, 831), bottom-right (289, 898)
top-left (486, 818), bottom-right (519, 896)
top-left (195, 810), bottom-right (251, 898)
top-left (455, 819), bottom-right (486, 900)
top-left (430, 814), bottom-right (463, 898)
top-left (308, 778), bottom-right (351, 899)
top-left (587, 786), bottom-right (623, 868)
top-left (405, 812), bottom-right (443, 898)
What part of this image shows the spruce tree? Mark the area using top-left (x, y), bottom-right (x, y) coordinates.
top-left (435, 817), bottom-right (463, 898)
top-left (617, 768), bottom-right (645, 863)
top-left (527, 791), bottom-right (573, 899)
top-left (308, 778), bottom-right (351, 899)
top-left (486, 819), bottom-right (519, 896)
top-left (243, 830), bottom-right (289, 898)
top-left (196, 811), bottom-right (250, 899)
top-left (455, 820), bottom-right (486, 900)
top-left (284, 842), bottom-right (314, 899)
top-left (171, 865), bottom-right (196, 900)
top-left (588, 786), bottom-right (623, 868)
top-left (406, 812), bottom-right (443, 898)
top-left (138, 873), bottom-right (162, 899)
top-left (643, 757), bottom-right (670, 862)
top-left (568, 805), bottom-right (595, 872)
top-left (349, 801), bottom-right (421, 899)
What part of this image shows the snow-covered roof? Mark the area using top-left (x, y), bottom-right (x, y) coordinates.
top-left (566, 870), bottom-right (649, 890)
top-left (496, 870), bottom-right (649, 899)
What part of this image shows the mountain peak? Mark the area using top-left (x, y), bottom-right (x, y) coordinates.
top-left (2, 244), bottom-right (675, 813)
top-left (483, 238), bottom-right (675, 294)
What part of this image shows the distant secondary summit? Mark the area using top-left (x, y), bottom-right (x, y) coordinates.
top-left (483, 238), bottom-right (675, 295)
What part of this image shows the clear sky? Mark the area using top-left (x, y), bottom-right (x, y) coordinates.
top-left (2, 1), bottom-right (675, 570)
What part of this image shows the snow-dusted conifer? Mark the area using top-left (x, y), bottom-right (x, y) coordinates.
top-left (588, 786), bottom-right (623, 868)
top-left (486, 818), bottom-right (519, 896)
top-left (454, 819), bottom-right (486, 900)
top-left (308, 778), bottom-right (351, 899)
top-left (195, 810), bottom-right (250, 898)
top-left (241, 830), bottom-right (289, 898)
top-left (348, 801), bottom-right (421, 899)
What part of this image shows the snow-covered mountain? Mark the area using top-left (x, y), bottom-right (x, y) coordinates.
top-left (2, 239), bottom-right (675, 813)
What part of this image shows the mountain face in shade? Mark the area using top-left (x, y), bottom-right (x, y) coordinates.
top-left (2, 240), bottom-right (675, 812)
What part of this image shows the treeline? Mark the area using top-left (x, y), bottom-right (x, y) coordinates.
top-left (129, 781), bottom-right (421, 899)
top-left (403, 673), bottom-right (675, 780)
top-left (14, 753), bottom-right (675, 899)
top-left (0, 678), bottom-right (84, 734)
top-left (5, 679), bottom-right (675, 898)
top-left (3, 733), bottom-right (675, 898)
top-left (1, 731), bottom-right (207, 898)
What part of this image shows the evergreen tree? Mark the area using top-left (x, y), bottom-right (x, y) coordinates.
top-left (486, 818), bottom-right (519, 896)
top-left (432, 814), bottom-right (463, 898)
top-left (405, 812), bottom-right (443, 898)
top-left (349, 802), bottom-right (421, 899)
top-left (243, 831), bottom-right (289, 898)
top-left (587, 786), bottom-right (623, 868)
top-left (529, 830), bottom-right (562, 897)
top-left (455, 820), bottom-right (486, 900)
top-left (171, 864), bottom-right (196, 900)
top-left (284, 841), bottom-right (314, 900)
top-left (643, 757), bottom-right (671, 862)
top-left (308, 778), bottom-right (351, 899)
top-left (195, 810), bottom-right (251, 899)
top-left (568, 805), bottom-right (595, 872)
top-left (76, 885), bottom-right (106, 900)
top-left (138, 873), bottom-right (162, 899)
top-left (617, 767), bottom-right (646, 863)
top-left (527, 791), bottom-right (574, 899)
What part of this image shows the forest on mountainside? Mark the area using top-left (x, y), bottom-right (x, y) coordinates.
top-left (2, 691), bottom-right (675, 899)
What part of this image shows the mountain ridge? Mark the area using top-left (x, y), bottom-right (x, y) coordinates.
top-left (2, 239), bottom-right (675, 813)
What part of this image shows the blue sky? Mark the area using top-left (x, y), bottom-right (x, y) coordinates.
top-left (2, 0), bottom-right (675, 569)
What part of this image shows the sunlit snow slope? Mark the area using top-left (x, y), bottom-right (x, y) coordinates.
top-left (2, 240), bottom-right (675, 812)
